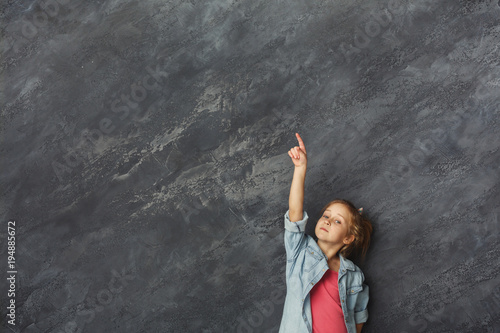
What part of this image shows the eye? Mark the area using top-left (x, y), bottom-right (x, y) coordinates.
top-left (335, 220), bottom-right (341, 224)
top-left (323, 215), bottom-right (329, 219)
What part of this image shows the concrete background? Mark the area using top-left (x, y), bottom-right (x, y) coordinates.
top-left (1, 0), bottom-right (500, 332)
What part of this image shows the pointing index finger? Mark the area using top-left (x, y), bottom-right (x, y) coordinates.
top-left (295, 133), bottom-right (306, 153)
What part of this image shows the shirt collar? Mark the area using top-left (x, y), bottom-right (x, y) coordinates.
top-left (339, 254), bottom-right (356, 271)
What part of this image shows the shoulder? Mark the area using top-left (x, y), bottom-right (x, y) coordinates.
top-left (341, 256), bottom-right (366, 280)
top-left (341, 255), bottom-right (362, 271)
top-left (350, 260), bottom-right (364, 274)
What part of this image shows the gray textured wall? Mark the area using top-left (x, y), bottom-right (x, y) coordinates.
top-left (1, 0), bottom-right (500, 332)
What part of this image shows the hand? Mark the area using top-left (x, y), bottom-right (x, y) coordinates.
top-left (288, 133), bottom-right (307, 167)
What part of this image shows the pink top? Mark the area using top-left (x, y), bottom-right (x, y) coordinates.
top-left (310, 269), bottom-right (347, 333)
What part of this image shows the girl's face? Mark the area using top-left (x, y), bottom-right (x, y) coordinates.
top-left (315, 203), bottom-right (354, 246)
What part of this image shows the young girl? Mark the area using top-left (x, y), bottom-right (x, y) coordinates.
top-left (279, 133), bottom-right (373, 333)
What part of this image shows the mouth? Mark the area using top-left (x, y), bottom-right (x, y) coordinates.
top-left (320, 227), bottom-right (329, 232)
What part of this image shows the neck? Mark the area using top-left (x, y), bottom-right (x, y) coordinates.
top-left (317, 239), bottom-right (344, 261)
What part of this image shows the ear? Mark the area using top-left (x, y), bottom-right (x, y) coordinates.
top-left (343, 234), bottom-right (355, 245)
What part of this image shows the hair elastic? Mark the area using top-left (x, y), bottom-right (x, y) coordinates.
top-left (358, 207), bottom-right (363, 215)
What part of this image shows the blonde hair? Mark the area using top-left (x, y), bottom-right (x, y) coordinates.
top-left (319, 199), bottom-right (373, 259)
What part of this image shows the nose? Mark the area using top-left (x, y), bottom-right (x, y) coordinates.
top-left (325, 220), bottom-right (330, 226)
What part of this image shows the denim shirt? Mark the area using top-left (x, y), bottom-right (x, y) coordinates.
top-left (279, 210), bottom-right (369, 333)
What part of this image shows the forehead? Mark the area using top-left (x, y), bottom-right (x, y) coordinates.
top-left (325, 203), bottom-right (351, 218)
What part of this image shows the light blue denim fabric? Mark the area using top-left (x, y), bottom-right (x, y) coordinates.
top-left (279, 210), bottom-right (369, 333)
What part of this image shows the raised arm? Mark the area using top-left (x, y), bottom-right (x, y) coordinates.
top-left (287, 133), bottom-right (307, 222)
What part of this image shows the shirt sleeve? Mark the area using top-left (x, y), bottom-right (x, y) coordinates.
top-left (354, 283), bottom-right (369, 324)
top-left (284, 210), bottom-right (308, 233)
top-left (283, 210), bottom-right (309, 261)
